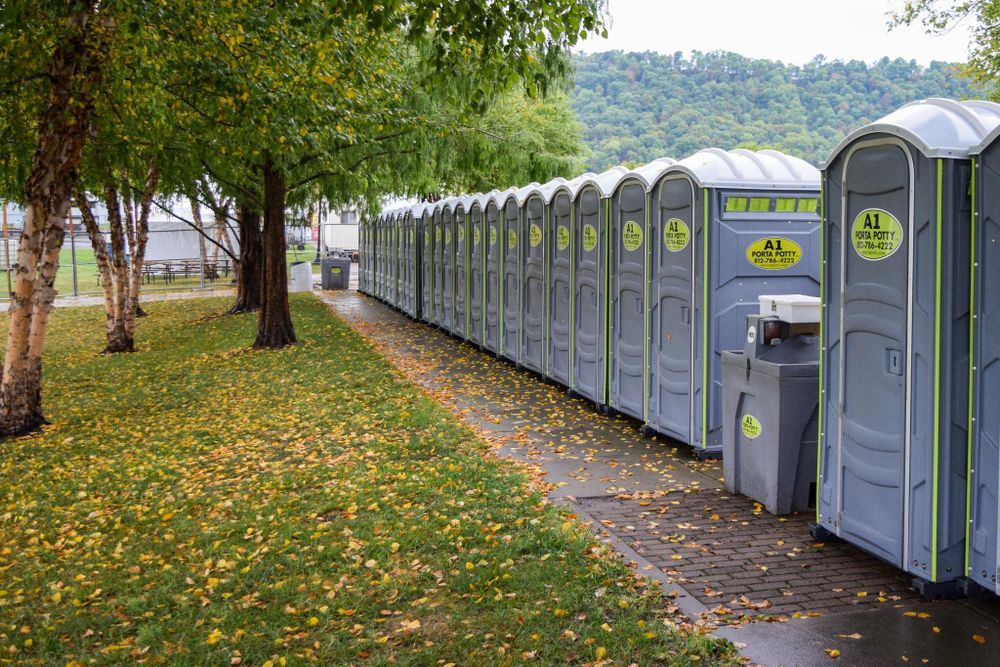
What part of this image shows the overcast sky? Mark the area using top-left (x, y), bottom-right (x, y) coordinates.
top-left (579, 0), bottom-right (973, 65)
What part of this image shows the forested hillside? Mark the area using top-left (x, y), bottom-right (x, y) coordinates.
top-left (572, 50), bottom-right (987, 169)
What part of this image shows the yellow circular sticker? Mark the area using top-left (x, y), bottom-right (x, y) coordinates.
top-left (410, 230), bottom-right (415, 243)
top-left (664, 218), bottom-right (690, 253)
top-left (489, 226), bottom-right (497, 247)
top-left (557, 226), bottom-right (570, 251)
top-left (445, 228), bottom-right (452, 245)
top-left (852, 208), bottom-right (903, 261)
top-left (745, 237), bottom-right (802, 270)
top-left (530, 223), bottom-right (542, 248)
top-left (623, 220), bottom-right (643, 252)
top-left (458, 227), bottom-right (464, 243)
top-left (424, 229), bottom-right (431, 245)
top-left (583, 224), bottom-right (598, 252)
top-left (435, 227), bottom-right (441, 242)
top-left (508, 229), bottom-right (517, 250)
top-left (741, 414), bottom-right (762, 440)
top-left (474, 227), bottom-right (481, 246)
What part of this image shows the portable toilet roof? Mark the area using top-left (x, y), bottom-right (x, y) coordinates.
top-left (410, 202), bottom-right (429, 218)
top-left (499, 182), bottom-right (541, 207)
top-left (488, 187), bottom-right (517, 208)
top-left (669, 148), bottom-right (819, 190)
top-left (529, 177), bottom-right (569, 204)
top-left (474, 192), bottom-right (493, 209)
top-left (824, 98), bottom-right (1000, 165)
top-left (620, 158), bottom-right (677, 191)
top-left (457, 194), bottom-right (477, 210)
top-left (578, 166), bottom-right (628, 197)
top-left (551, 172), bottom-right (597, 201)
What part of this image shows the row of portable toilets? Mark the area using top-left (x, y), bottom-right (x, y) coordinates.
top-left (358, 99), bottom-right (1000, 598)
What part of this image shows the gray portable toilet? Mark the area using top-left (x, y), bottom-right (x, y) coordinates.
top-left (647, 149), bottom-right (821, 455)
top-left (573, 167), bottom-right (628, 407)
top-left (419, 204), bottom-right (433, 323)
top-left (547, 173), bottom-right (594, 387)
top-left (403, 205), bottom-right (423, 318)
top-left (376, 213), bottom-right (385, 301)
top-left (499, 184), bottom-right (539, 363)
top-left (431, 201), bottom-right (447, 327)
top-left (818, 98), bottom-right (1000, 593)
top-left (441, 198), bottom-right (458, 333)
top-left (609, 159), bottom-right (676, 423)
top-left (468, 193), bottom-right (488, 347)
top-left (390, 210), bottom-right (401, 308)
top-left (522, 178), bottom-right (567, 375)
top-left (484, 189), bottom-right (510, 354)
top-left (453, 195), bottom-right (475, 339)
top-left (959, 109), bottom-right (1000, 596)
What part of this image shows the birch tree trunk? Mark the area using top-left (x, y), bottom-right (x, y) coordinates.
top-left (104, 184), bottom-right (131, 353)
top-left (124, 165), bottom-right (158, 342)
top-left (0, 5), bottom-right (107, 436)
top-left (254, 158), bottom-right (296, 348)
top-left (74, 191), bottom-right (115, 339)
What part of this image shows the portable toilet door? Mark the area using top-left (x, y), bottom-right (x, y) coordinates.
top-left (818, 98), bottom-right (1000, 588)
top-left (395, 211), bottom-right (405, 309)
top-left (441, 199), bottom-right (458, 333)
top-left (609, 159), bottom-right (676, 422)
top-left (420, 207), bottom-right (434, 323)
top-left (547, 174), bottom-right (592, 387)
top-left (410, 204), bottom-right (426, 320)
top-left (522, 179), bottom-right (566, 375)
top-left (573, 167), bottom-right (627, 406)
top-left (453, 197), bottom-right (473, 338)
top-left (432, 203), bottom-right (447, 327)
top-left (484, 190), bottom-right (509, 354)
top-left (500, 185), bottom-right (537, 363)
top-left (400, 211), bottom-right (412, 315)
top-left (374, 215), bottom-right (383, 300)
top-left (390, 212), bottom-right (400, 308)
top-left (965, 118), bottom-right (1000, 596)
top-left (648, 149), bottom-right (820, 454)
top-left (468, 195), bottom-right (487, 347)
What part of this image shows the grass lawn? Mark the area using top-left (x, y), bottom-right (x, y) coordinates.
top-left (0, 295), bottom-right (736, 666)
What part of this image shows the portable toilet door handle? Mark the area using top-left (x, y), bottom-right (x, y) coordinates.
top-left (681, 306), bottom-right (691, 324)
top-left (636, 296), bottom-right (642, 314)
top-left (591, 292), bottom-right (597, 307)
top-left (886, 348), bottom-right (903, 376)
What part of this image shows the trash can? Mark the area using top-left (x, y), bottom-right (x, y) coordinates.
top-left (290, 261), bottom-right (313, 293)
top-left (722, 305), bottom-right (820, 515)
top-left (322, 257), bottom-right (351, 290)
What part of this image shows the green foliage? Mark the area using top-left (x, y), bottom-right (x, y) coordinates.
top-left (572, 50), bottom-right (987, 169)
top-left (0, 294), bottom-right (737, 665)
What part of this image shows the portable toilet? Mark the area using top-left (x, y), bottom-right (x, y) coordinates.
top-left (484, 189), bottom-right (511, 354)
top-left (406, 204), bottom-right (425, 319)
top-left (962, 111), bottom-right (1000, 596)
top-left (394, 209), bottom-right (405, 309)
top-left (453, 195), bottom-right (475, 339)
top-left (642, 149), bottom-right (820, 454)
top-left (390, 210), bottom-right (401, 308)
top-left (375, 213), bottom-right (385, 301)
top-left (521, 178), bottom-right (567, 375)
top-left (468, 194), bottom-right (488, 347)
top-left (430, 201), bottom-right (446, 326)
top-left (572, 166), bottom-right (628, 407)
top-left (498, 184), bottom-right (539, 363)
top-left (546, 173), bottom-right (594, 387)
top-left (817, 98), bottom-right (1000, 593)
top-left (419, 204), bottom-right (434, 323)
top-left (442, 198), bottom-right (459, 333)
top-left (609, 159), bottom-right (677, 423)
top-left (401, 207), bottom-right (417, 318)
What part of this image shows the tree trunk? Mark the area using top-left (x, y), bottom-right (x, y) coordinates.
top-left (0, 4), bottom-right (106, 437)
top-left (74, 190), bottom-right (116, 339)
top-left (104, 183), bottom-right (132, 353)
top-left (254, 159), bottom-right (296, 348)
top-left (125, 165), bottom-right (158, 340)
top-left (228, 203), bottom-right (262, 314)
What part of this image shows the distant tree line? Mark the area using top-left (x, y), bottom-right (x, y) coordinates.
top-left (571, 50), bottom-right (987, 169)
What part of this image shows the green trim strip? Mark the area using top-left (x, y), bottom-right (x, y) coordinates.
top-left (465, 211), bottom-right (471, 338)
top-left (569, 200), bottom-right (576, 389)
top-left (544, 203), bottom-right (550, 374)
top-left (965, 159), bottom-right (977, 574)
top-left (498, 208), bottom-right (504, 352)
top-left (931, 159), bottom-right (944, 580)
top-left (817, 178), bottom-right (825, 523)
top-left (701, 190), bottom-right (710, 449)
top-left (518, 207), bottom-right (524, 364)
top-left (604, 197), bottom-right (612, 405)
top-left (643, 194), bottom-right (651, 424)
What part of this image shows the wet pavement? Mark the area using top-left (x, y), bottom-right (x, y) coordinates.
top-left (322, 289), bottom-right (1000, 666)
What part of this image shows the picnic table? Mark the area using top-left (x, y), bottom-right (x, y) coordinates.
top-left (141, 258), bottom-right (233, 284)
